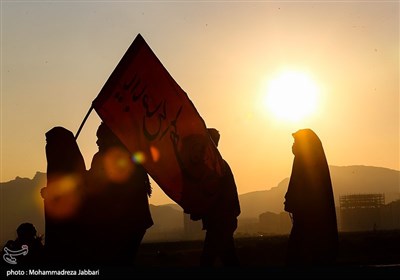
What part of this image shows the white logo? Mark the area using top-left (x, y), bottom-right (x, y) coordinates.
top-left (3, 245), bottom-right (29, 265)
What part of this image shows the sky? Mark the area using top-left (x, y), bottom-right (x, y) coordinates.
top-left (1, 1), bottom-right (399, 206)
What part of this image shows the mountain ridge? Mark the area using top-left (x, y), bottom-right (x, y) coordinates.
top-left (1, 165), bottom-right (399, 244)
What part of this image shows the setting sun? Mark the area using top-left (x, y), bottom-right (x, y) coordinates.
top-left (263, 70), bottom-right (319, 122)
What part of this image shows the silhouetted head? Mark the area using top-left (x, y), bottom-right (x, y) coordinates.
top-left (45, 126), bottom-right (86, 174)
top-left (16, 223), bottom-right (37, 241)
top-left (291, 128), bottom-right (327, 164)
top-left (207, 128), bottom-right (220, 147)
top-left (96, 122), bottom-right (125, 151)
top-left (292, 128), bottom-right (322, 156)
top-left (46, 126), bottom-right (75, 147)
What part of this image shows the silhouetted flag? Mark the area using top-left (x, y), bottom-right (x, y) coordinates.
top-left (93, 34), bottom-right (225, 216)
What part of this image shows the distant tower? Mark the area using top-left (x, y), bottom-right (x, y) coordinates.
top-left (339, 193), bottom-right (385, 232)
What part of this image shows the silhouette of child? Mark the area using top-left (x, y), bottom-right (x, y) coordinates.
top-left (1, 223), bottom-right (44, 266)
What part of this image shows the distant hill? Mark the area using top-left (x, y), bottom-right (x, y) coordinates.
top-left (149, 204), bottom-right (183, 232)
top-left (0, 173), bottom-right (46, 245)
top-left (1, 165), bottom-right (399, 244)
top-left (240, 165), bottom-right (400, 218)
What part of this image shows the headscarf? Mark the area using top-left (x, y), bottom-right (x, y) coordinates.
top-left (43, 126), bottom-right (86, 219)
top-left (45, 126), bottom-right (86, 175)
top-left (284, 129), bottom-right (336, 224)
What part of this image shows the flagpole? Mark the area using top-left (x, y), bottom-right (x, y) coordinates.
top-left (75, 104), bottom-right (94, 140)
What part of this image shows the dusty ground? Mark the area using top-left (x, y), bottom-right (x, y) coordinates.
top-left (136, 230), bottom-right (400, 267)
top-left (2, 230), bottom-right (399, 279)
top-left (130, 230), bottom-right (400, 279)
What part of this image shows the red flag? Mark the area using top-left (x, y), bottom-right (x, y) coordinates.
top-left (93, 34), bottom-right (225, 216)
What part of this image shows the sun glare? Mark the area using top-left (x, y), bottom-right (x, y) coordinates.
top-left (263, 70), bottom-right (319, 122)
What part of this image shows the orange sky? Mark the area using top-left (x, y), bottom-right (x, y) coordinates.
top-left (1, 1), bottom-right (399, 205)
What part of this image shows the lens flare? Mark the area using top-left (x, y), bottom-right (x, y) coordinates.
top-left (132, 151), bottom-right (146, 164)
top-left (103, 147), bottom-right (133, 183)
top-left (150, 146), bottom-right (160, 162)
top-left (43, 174), bottom-right (82, 220)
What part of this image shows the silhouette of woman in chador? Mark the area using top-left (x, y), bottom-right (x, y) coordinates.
top-left (41, 126), bottom-right (87, 264)
top-left (83, 122), bottom-right (153, 265)
top-left (284, 129), bottom-right (338, 266)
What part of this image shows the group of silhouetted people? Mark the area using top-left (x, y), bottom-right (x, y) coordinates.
top-left (40, 123), bottom-right (153, 266)
top-left (2, 125), bottom-right (338, 269)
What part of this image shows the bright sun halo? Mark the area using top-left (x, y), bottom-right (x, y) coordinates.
top-left (263, 70), bottom-right (319, 122)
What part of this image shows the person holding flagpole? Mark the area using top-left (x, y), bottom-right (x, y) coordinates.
top-left (197, 128), bottom-right (241, 267)
top-left (83, 122), bottom-right (153, 266)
